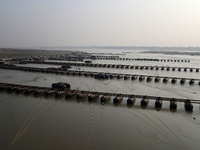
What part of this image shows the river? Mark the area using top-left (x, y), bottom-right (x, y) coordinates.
top-left (0, 48), bottom-right (200, 150)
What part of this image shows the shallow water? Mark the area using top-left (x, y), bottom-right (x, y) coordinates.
top-left (1, 48), bottom-right (200, 150)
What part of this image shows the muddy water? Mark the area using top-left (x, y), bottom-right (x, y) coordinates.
top-left (1, 49), bottom-right (200, 150)
top-left (1, 92), bottom-right (200, 150)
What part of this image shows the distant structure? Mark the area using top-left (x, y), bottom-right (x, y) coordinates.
top-left (84, 59), bottom-right (92, 63)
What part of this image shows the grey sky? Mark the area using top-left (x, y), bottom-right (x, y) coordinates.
top-left (0, 0), bottom-right (200, 47)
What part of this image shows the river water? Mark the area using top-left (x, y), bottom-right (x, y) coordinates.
top-left (1, 48), bottom-right (200, 150)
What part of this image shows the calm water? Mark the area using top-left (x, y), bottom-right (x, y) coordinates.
top-left (1, 48), bottom-right (200, 150)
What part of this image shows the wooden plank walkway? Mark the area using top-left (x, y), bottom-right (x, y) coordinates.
top-left (0, 82), bottom-right (199, 103)
top-left (0, 64), bottom-right (200, 83)
top-left (28, 61), bottom-right (199, 71)
top-left (92, 56), bottom-right (190, 63)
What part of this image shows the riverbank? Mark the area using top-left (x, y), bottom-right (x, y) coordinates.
top-left (0, 48), bottom-right (70, 59)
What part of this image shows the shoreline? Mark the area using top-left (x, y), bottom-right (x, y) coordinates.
top-left (0, 48), bottom-right (72, 59)
top-left (140, 50), bottom-right (200, 56)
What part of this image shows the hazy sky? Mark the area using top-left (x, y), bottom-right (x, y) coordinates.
top-left (0, 0), bottom-right (200, 47)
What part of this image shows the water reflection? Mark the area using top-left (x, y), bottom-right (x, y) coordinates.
top-left (100, 104), bottom-right (104, 120)
top-left (90, 103), bottom-right (94, 137)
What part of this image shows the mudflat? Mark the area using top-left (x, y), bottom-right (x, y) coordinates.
top-left (0, 48), bottom-right (70, 59)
